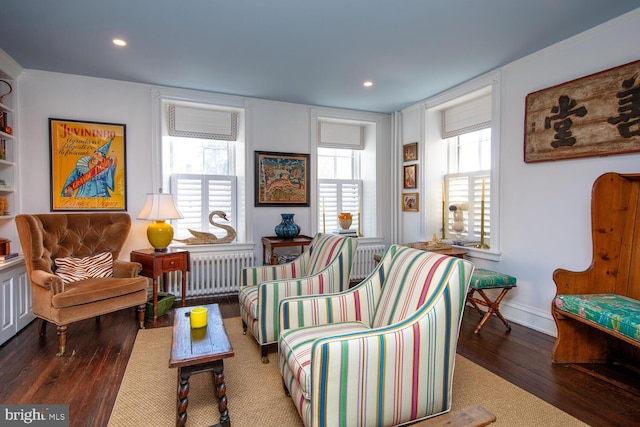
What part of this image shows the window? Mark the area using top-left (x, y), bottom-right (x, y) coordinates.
top-left (446, 128), bottom-right (491, 244)
top-left (423, 72), bottom-right (500, 256)
top-left (160, 99), bottom-right (244, 241)
top-left (312, 109), bottom-right (383, 239)
top-left (318, 147), bottom-right (361, 233)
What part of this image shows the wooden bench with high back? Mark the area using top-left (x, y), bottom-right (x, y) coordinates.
top-left (552, 172), bottom-right (640, 364)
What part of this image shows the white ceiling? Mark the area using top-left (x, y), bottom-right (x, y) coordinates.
top-left (2, 1), bottom-right (638, 113)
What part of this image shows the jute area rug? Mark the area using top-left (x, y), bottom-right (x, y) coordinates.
top-left (108, 317), bottom-right (586, 427)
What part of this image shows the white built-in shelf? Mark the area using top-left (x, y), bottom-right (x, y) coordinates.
top-left (0, 255), bottom-right (22, 270)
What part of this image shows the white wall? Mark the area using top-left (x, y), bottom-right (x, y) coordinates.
top-left (11, 8), bottom-right (640, 336)
top-left (401, 9), bottom-right (640, 335)
top-left (15, 71), bottom-right (392, 263)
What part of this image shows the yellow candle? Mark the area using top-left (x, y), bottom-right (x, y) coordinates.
top-left (322, 197), bottom-right (326, 233)
top-left (190, 306), bottom-right (208, 328)
top-left (441, 181), bottom-right (446, 240)
top-left (481, 179), bottom-right (485, 202)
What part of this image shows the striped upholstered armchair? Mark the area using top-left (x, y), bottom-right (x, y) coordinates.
top-left (238, 233), bottom-right (358, 362)
top-left (278, 244), bottom-right (474, 427)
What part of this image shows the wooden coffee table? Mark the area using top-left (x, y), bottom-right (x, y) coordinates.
top-left (169, 304), bottom-right (235, 427)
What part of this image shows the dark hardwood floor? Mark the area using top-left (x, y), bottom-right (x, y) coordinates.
top-left (0, 296), bottom-right (639, 427)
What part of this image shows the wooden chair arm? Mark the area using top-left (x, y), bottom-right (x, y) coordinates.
top-left (553, 266), bottom-right (616, 295)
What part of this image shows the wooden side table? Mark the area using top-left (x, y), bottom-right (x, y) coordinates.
top-left (130, 248), bottom-right (190, 319)
top-left (261, 235), bottom-right (313, 265)
top-left (170, 304), bottom-right (234, 427)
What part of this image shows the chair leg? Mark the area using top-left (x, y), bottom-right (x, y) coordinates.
top-left (261, 344), bottom-right (269, 364)
top-left (39, 319), bottom-right (47, 336)
top-left (282, 379), bottom-right (290, 397)
top-left (242, 320), bottom-right (247, 335)
top-left (471, 288), bottom-right (513, 334)
top-left (137, 304), bottom-right (146, 329)
top-left (56, 325), bottom-right (68, 357)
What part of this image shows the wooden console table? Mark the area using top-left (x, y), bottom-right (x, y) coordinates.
top-left (429, 247), bottom-right (468, 259)
top-left (130, 248), bottom-right (190, 319)
top-left (261, 235), bottom-right (313, 265)
top-left (374, 245), bottom-right (468, 263)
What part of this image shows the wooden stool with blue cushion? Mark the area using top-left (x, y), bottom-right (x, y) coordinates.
top-left (467, 268), bottom-right (517, 333)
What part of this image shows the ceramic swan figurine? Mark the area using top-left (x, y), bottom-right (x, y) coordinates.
top-left (174, 210), bottom-right (236, 244)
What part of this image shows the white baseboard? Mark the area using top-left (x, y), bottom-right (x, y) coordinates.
top-left (477, 300), bottom-right (558, 337)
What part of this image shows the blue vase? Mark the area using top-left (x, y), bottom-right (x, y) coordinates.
top-left (275, 213), bottom-right (300, 239)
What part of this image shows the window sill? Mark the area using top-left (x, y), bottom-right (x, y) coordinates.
top-left (453, 244), bottom-right (501, 262)
top-left (355, 236), bottom-right (384, 245)
top-left (170, 242), bottom-right (255, 254)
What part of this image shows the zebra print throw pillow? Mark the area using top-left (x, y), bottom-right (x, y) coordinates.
top-left (54, 252), bottom-right (114, 284)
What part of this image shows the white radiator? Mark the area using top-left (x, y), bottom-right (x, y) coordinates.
top-left (350, 243), bottom-right (386, 280)
top-left (163, 244), bottom-right (382, 297)
top-left (165, 250), bottom-right (255, 298)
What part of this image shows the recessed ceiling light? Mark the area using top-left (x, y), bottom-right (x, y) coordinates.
top-left (112, 38), bottom-right (127, 47)
top-left (363, 81), bottom-right (373, 88)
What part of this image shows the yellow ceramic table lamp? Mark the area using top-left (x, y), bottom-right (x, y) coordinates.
top-left (137, 193), bottom-right (183, 252)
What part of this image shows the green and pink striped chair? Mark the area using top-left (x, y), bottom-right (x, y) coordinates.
top-left (239, 233), bottom-right (358, 362)
top-left (278, 244), bottom-right (474, 427)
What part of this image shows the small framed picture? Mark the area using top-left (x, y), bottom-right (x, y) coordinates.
top-left (403, 142), bottom-right (418, 162)
top-left (403, 164), bottom-right (417, 189)
top-left (402, 193), bottom-right (419, 212)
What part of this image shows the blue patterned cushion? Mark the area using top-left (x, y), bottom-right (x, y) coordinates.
top-left (554, 294), bottom-right (640, 343)
top-left (470, 269), bottom-right (516, 290)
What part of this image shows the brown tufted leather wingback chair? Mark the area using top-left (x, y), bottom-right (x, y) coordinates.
top-left (15, 213), bottom-right (148, 356)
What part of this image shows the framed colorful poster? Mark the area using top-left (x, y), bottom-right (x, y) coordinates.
top-left (49, 118), bottom-right (127, 211)
top-left (255, 151), bottom-right (310, 206)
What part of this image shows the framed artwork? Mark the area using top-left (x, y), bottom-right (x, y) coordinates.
top-left (402, 193), bottom-right (419, 212)
top-left (255, 150), bottom-right (310, 206)
top-left (49, 118), bottom-right (127, 211)
top-left (403, 142), bottom-right (418, 162)
top-left (525, 59), bottom-right (640, 163)
top-left (403, 164), bottom-right (417, 189)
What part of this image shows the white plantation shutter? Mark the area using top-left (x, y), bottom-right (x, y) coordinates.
top-left (445, 172), bottom-right (490, 243)
top-left (172, 175), bottom-right (203, 236)
top-left (171, 174), bottom-right (236, 239)
top-left (318, 179), bottom-right (361, 232)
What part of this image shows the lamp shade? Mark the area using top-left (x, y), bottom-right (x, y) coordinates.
top-left (137, 193), bottom-right (183, 221)
top-left (137, 193), bottom-right (183, 251)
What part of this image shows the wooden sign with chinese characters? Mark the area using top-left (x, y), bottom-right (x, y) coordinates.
top-left (524, 59), bottom-right (640, 163)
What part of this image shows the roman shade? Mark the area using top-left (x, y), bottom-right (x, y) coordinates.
top-left (318, 120), bottom-right (364, 149)
top-left (168, 104), bottom-right (238, 140)
top-left (441, 91), bottom-right (492, 138)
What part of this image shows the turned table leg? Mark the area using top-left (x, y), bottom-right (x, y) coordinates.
top-left (212, 360), bottom-right (230, 427)
top-left (176, 368), bottom-right (190, 427)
